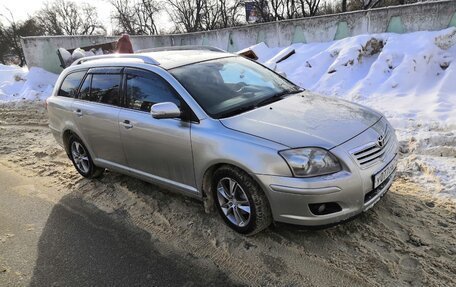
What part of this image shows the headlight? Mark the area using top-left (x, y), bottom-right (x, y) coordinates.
top-left (279, 148), bottom-right (342, 177)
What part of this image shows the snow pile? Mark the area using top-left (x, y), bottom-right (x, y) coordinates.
top-left (238, 42), bottom-right (280, 62)
top-left (244, 28), bottom-right (456, 127)
top-left (241, 28), bottom-right (456, 198)
top-left (0, 65), bottom-right (58, 103)
top-left (395, 126), bottom-right (456, 199)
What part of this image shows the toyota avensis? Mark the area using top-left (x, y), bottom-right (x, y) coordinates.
top-left (47, 46), bottom-right (398, 235)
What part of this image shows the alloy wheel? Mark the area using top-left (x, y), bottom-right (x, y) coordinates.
top-left (216, 177), bottom-right (252, 227)
top-left (71, 141), bottom-right (90, 174)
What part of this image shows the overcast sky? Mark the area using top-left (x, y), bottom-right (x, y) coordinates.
top-left (0, 0), bottom-right (174, 34)
top-left (2, 0), bottom-right (341, 34)
top-left (4, 0), bottom-right (111, 21)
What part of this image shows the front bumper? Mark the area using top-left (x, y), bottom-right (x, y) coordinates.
top-left (257, 168), bottom-right (396, 226)
top-left (255, 121), bottom-right (399, 226)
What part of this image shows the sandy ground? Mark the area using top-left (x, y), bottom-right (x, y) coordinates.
top-left (0, 103), bottom-right (455, 286)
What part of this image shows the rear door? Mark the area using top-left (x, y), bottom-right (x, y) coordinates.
top-left (48, 70), bottom-right (86, 140)
top-left (72, 67), bottom-right (127, 166)
top-left (118, 68), bottom-right (196, 190)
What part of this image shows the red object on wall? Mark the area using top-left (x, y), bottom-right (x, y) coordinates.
top-left (116, 34), bottom-right (134, 54)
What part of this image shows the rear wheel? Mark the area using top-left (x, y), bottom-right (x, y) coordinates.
top-left (213, 166), bottom-right (272, 235)
top-left (69, 136), bottom-right (104, 178)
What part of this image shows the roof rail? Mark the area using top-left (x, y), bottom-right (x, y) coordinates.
top-left (71, 54), bottom-right (160, 66)
top-left (136, 45), bottom-right (227, 53)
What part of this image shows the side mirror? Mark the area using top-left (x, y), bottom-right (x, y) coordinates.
top-left (150, 102), bottom-right (181, 119)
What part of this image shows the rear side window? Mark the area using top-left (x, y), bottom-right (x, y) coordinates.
top-left (126, 72), bottom-right (180, 112)
top-left (58, 71), bottom-right (86, 97)
top-left (80, 74), bottom-right (121, 106)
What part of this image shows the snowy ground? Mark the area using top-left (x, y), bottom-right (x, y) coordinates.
top-left (0, 106), bottom-right (455, 286)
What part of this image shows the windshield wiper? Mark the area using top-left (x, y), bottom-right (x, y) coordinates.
top-left (218, 88), bottom-right (303, 119)
top-left (255, 89), bottom-right (302, 107)
top-left (217, 104), bottom-right (257, 118)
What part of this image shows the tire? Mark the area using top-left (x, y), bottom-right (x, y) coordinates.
top-left (212, 165), bottom-right (272, 235)
top-left (68, 135), bottom-right (104, 179)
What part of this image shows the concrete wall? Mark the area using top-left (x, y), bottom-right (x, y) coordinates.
top-left (21, 0), bottom-right (456, 73)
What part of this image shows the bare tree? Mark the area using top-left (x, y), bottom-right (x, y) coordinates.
top-left (166, 0), bottom-right (204, 32)
top-left (0, 9), bottom-right (23, 65)
top-left (251, 0), bottom-right (272, 22)
top-left (304, 0), bottom-right (321, 16)
top-left (0, 24), bottom-right (6, 63)
top-left (285, 0), bottom-right (299, 19)
top-left (269, 0), bottom-right (284, 20)
top-left (205, 0), bottom-right (242, 29)
top-left (110, 0), bottom-right (161, 35)
top-left (250, 0), bottom-right (294, 22)
top-left (201, 0), bottom-right (222, 30)
top-left (320, 0), bottom-right (338, 14)
top-left (342, 0), bottom-right (347, 12)
top-left (166, 0), bottom-right (242, 33)
top-left (251, 0), bottom-right (324, 22)
top-left (36, 0), bottom-right (105, 35)
top-left (370, 0), bottom-right (420, 9)
top-left (264, 0), bottom-right (300, 20)
top-left (218, 0), bottom-right (242, 28)
top-left (0, 8), bottom-right (45, 65)
top-left (363, 0), bottom-right (382, 9)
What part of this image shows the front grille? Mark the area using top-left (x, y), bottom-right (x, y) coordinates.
top-left (351, 120), bottom-right (396, 167)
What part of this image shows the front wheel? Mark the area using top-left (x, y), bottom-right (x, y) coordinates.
top-left (68, 136), bottom-right (104, 178)
top-left (213, 166), bottom-right (272, 235)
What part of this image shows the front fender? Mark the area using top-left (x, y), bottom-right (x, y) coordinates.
top-left (191, 120), bottom-right (292, 193)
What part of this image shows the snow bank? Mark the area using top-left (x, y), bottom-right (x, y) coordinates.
top-left (237, 42), bottom-right (281, 62)
top-left (241, 28), bottom-right (456, 198)
top-left (0, 65), bottom-right (58, 103)
top-left (244, 28), bottom-right (456, 127)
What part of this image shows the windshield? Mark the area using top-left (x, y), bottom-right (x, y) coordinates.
top-left (170, 56), bottom-right (300, 119)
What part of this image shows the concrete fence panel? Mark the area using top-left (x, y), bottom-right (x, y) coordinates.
top-left (21, 0), bottom-right (456, 73)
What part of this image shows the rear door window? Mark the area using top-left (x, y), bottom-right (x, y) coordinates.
top-left (125, 70), bottom-right (180, 112)
top-left (79, 74), bottom-right (91, 100)
top-left (58, 71), bottom-right (86, 97)
top-left (80, 73), bottom-right (121, 106)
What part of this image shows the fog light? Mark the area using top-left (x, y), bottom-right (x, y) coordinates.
top-left (309, 202), bottom-right (342, 215)
top-left (318, 204), bottom-right (326, 214)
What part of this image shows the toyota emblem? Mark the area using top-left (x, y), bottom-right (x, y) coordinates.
top-left (377, 135), bottom-right (385, 148)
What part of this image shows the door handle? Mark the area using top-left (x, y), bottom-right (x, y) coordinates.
top-left (120, 120), bottom-right (133, 129)
top-left (74, 109), bottom-right (83, 117)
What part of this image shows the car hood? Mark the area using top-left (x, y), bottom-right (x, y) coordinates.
top-left (220, 92), bottom-right (382, 149)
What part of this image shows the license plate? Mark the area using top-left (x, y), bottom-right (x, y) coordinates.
top-left (373, 156), bottom-right (398, 189)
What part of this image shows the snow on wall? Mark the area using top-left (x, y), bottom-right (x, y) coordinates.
top-left (21, 1), bottom-right (456, 73)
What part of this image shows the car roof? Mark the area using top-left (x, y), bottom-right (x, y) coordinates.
top-left (71, 48), bottom-right (235, 71)
top-left (138, 50), bottom-right (234, 69)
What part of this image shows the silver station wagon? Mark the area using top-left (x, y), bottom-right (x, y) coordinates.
top-left (47, 46), bottom-right (399, 235)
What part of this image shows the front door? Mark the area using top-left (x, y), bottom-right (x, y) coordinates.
top-left (118, 68), bottom-right (196, 191)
